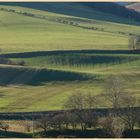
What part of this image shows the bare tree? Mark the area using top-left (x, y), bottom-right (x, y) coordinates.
top-left (103, 76), bottom-right (125, 111)
top-left (64, 92), bottom-right (96, 110)
top-left (136, 110), bottom-right (140, 128)
top-left (35, 114), bottom-right (52, 134)
top-left (62, 112), bottom-right (76, 129)
top-left (0, 121), bottom-right (9, 132)
top-left (51, 114), bottom-right (67, 131)
top-left (135, 36), bottom-right (140, 50)
top-left (136, 99), bottom-right (140, 128)
top-left (129, 36), bottom-right (135, 50)
top-left (63, 92), bottom-right (97, 130)
top-left (82, 111), bottom-right (98, 129)
top-left (99, 114), bottom-right (125, 138)
top-left (64, 92), bottom-right (85, 110)
top-left (120, 95), bottom-right (138, 130)
top-left (64, 91), bottom-right (86, 130)
top-left (103, 76), bottom-right (139, 130)
top-left (85, 93), bottom-right (97, 109)
top-left (129, 36), bottom-right (140, 50)
top-left (84, 93), bottom-right (98, 129)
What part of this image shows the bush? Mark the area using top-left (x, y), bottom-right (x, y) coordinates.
top-left (0, 121), bottom-right (9, 132)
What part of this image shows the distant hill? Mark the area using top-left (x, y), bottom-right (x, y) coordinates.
top-left (79, 2), bottom-right (140, 22)
top-left (1, 2), bottom-right (140, 24)
top-left (126, 2), bottom-right (140, 13)
top-left (116, 2), bottom-right (130, 6)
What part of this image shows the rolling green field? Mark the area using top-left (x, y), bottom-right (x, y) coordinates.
top-left (0, 5), bottom-right (139, 112)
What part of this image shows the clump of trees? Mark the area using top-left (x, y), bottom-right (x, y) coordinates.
top-left (120, 95), bottom-right (138, 130)
top-left (34, 76), bottom-right (140, 138)
top-left (102, 76), bottom-right (139, 131)
top-left (34, 93), bottom-right (99, 137)
top-left (1, 76), bottom-right (139, 138)
top-left (0, 121), bottom-right (9, 132)
top-left (99, 114), bottom-right (125, 138)
top-left (0, 7), bottom-right (46, 21)
top-left (63, 92), bottom-right (98, 131)
top-left (55, 18), bottom-right (79, 26)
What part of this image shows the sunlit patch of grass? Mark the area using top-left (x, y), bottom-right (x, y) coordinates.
top-left (0, 5), bottom-right (139, 112)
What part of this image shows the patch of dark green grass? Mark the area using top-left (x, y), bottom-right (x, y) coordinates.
top-left (37, 54), bottom-right (139, 66)
top-left (1, 49), bottom-right (140, 59)
top-left (35, 129), bottom-right (140, 138)
top-left (5, 50), bottom-right (140, 70)
top-left (0, 130), bottom-right (32, 138)
top-left (0, 66), bottom-right (91, 86)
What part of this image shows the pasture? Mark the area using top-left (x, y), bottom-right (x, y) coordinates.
top-left (0, 5), bottom-right (139, 112)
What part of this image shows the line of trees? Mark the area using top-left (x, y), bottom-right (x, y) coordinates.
top-left (0, 7), bottom-right (46, 20)
top-left (33, 76), bottom-right (140, 138)
top-left (0, 76), bottom-right (139, 138)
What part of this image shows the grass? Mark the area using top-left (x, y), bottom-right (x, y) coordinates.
top-left (10, 53), bottom-right (139, 71)
top-left (0, 5), bottom-right (132, 53)
top-left (0, 5), bottom-right (139, 112)
top-left (0, 80), bottom-right (101, 112)
top-left (0, 130), bottom-right (31, 138)
top-left (3, 2), bottom-right (140, 26)
top-left (0, 56), bottom-right (139, 112)
top-left (9, 51), bottom-right (140, 78)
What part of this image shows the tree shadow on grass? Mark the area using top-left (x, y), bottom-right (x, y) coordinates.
top-left (0, 129), bottom-right (139, 138)
top-left (42, 129), bottom-right (107, 138)
top-left (37, 129), bottom-right (140, 138)
top-left (0, 130), bottom-right (32, 138)
top-left (123, 129), bottom-right (140, 138)
top-left (0, 66), bottom-right (92, 86)
top-left (1, 49), bottom-right (140, 59)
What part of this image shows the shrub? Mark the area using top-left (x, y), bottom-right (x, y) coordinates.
top-left (0, 121), bottom-right (9, 132)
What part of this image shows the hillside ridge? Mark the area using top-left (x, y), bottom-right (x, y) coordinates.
top-left (1, 2), bottom-right (140, 25)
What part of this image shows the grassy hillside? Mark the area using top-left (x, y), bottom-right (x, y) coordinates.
top-left (0, 5), bottom-right (132, 53)
top-left (0, 4), bottom-right (139, 112)
top-left (2, 2), bottom-right (140, 24)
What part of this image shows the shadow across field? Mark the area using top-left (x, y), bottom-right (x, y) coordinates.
top-left (1, 49), bottom-right (140, 59)
top-left (43, 129), bottom-right (108, 138)
top-left (0, 130), bottom-right (31, 138)
top-left (0, 66), bottom-right (91, 86)
top-left (40, 129), bottom-right (140, 138)
top-left (0, 128), bottom-right (139, 138)
top-left (1, 129), bottom-right (139, 138)
top-left (0, 107), bottom-right (139, 120)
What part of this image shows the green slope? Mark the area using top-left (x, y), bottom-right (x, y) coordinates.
top-left (0, 5), bottom-right (139, 112)
top-left (2, 2), bottom-right (140, 25)
top-left (0, 5), bottom-right (134, 53)
top-left (0, 5), bottom-right (140, 54)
